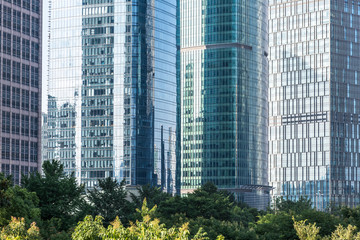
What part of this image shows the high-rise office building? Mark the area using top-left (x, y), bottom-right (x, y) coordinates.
top-left (46, 0), bottom-right (176, 192)
top-left (179, 1), bottom-right (270, 209)
top-left (0, 0), bottom-right (42, 184)
top-left (269, 0), bottom-right (360, 209)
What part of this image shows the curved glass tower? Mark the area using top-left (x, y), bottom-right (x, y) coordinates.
top-left (46, 0), bottom-right (176, 193)
top-left (179, 0), bottom-right (270, 209)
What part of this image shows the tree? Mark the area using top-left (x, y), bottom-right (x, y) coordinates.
top-left (0, 217), bottom-right (41, 240)
top-left (255, 212), bottom-right (296, 240)
top-left (330, 225), bottom-right (360, 240)
top-left (158, 182), bottom-right (234, 225)
top-left (87, 177), bottom-right (134, 226)
top-left (131, 184), bottom-right (171, 210)
top-left (21, 160), bottom-right (85, 232)
top-left (72, 199), bottom-right (214, 240)
top-left (0, 174), bottom-right (40, 227)
top-left (0, 186), bottom-right (41, 227)
top-left (293, 217), bottom-right (321, 240)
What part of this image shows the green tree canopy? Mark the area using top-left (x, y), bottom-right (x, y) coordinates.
top-left (87, 177), bottom-right (134, 226)
top-left (21, 160), bottom-right (85, 232)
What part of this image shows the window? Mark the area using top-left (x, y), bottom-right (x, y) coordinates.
top-left (30, 117), bottom-right (38, 137)
top-left (2, 85), bottom-right (11, 107)
top-left (11, 139), bottom-right (19, 161)
top-left (13, 10), bottom-right (21, 32)
top-left (22, 13), bottom-right (30, 35)
top-left (31, 17), bottom-right (39, 38)
top-left (31, 42), bottom-right (39, 63)
top-left (22, 39), bottom-right (30, 60)
top-left (2, 111), bottom-right (10, 133)
top-left (23, 0), bottom-right (30, 10)
top-left (21, 115), bottom-right (29, 136)
top-left (30, 92), bottom-right (38, 112)
top-left (30, 142), bottom-right (37, 162)
top-left (2, 32), bottom-right (11, 55)
top-left (21, 140), bottom-right (29, 162)
top-left (2, 59), bottom-right (11, 81)
top-left (3, 6), bottom-right (12, 29)
top-left (31, 0), bottom-right (40, 13)
top-left (13, 36), bottom-right (21, 58)
top-left (12, 61), bottom-right (20, 83)
top-left (31, 67), bottom-right (39, 88)
top-left (21, 89), bottom-right (29, 111)
top-left (12, 113), bottom-right (20, 135)
top-left (2, 138), bottom-right (10, 160)
top-left (22, 64), bottom-right (30, 85)
top-left (12, 87), bottom-right (20, 109)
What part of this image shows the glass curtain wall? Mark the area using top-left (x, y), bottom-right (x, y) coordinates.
top-left (179, 0), bottom-right (270, 209)
top-left (47, 0), bottom-right (176, 192)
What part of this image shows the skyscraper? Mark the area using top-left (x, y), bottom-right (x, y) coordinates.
top-left (0, 0), bottom-right (42, 184)
top-left (179, 1), bottom-right (270, 209)
top-left (46, 0), bottom-right (177, 192)
top-left (269, 0), bottom-right (360, 209)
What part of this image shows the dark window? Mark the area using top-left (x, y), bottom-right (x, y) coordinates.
top-left (30, 67), bottom-right (39, 88)
top-left (11, 139), bottom-right (19, 161)
top-left (12, 113), bottom-right (20, 135)
top-left (21, 140), bottom-right (29, 162)
top-left (13, 10), bottom-right (21, 32)
top-left (23, 0), bottom-right (30, 10)
top-left (21, 89), bottom-right (29, 111)
top-left (30, 92), bottom-right (38, 112)
top-left (31, 17), bottom-right (39, 38)
top-left (2, 111), bottom-right (10, 133)
top-left (14, 0), bottom-right (21, 7)
top-left (2, 58), bottom-right (11, 80)
top-left (12, 36), bottom-right (21, 58)
top-left (30, 117), bottom-right (38, 137)
top-left (22, 39), bottom-right (30, 60)
top-left (2, 138), bottom-right (10, 159)
top-left (22, 64), bottom-right (30, 85)
top-left (31, 0), bottom-right (40, 13)
top-left (31, 42), bottom-right (39, 63)
top-left (21, 115), bottom-right (29, 136)
top-left (2, 32), bottom-right (11, 55)
top-left (2, 85), bottom-right (10, 107)
top-left (30, 142), bottom-right (37, 162)
top-left (12, 87), bottom-right (20, 109)
top-left (3, 6), bottom-right (11, 29)
top-left (12, 61), bottom-right (20, 83)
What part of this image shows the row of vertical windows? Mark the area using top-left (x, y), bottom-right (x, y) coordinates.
top-left (0, 59), bottom-right (39, 87)
top-left (2, 85), bottom-right (38, 112)
top-left (1, 112), bottom-right (37, 137)
top-left (0, 34), bottom-right (39, 63)
top-left (2, 0), bottom-right (40, 13)
top-left (1, 138), bottom-right (38, 162)
top-left (2, 6), bottom-right (39, 34)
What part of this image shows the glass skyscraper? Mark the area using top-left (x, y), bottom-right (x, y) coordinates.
top-left (269, 0), bottom-right (360, 209)
top-left (0, 0), bottom-right (42, 184)
top-left (46, 0), bottom-right (176, 193)
top-left (179, 0), bottom-right (270, 209)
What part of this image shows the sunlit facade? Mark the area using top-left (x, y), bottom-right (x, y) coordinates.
top-left (0, 0), bottom-right (42, 184)
top-left (269, 0), bottom-right (360, 210)
top-left (179, 0), bottom-right (270, 209)
top-left (46, 0), bottom-right (176, 192)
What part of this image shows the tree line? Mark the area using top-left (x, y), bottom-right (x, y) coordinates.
top-left (1, 160), bottom-right (360, 239)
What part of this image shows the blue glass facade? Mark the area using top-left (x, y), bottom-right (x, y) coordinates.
top-left (179, 0), bottom-right (270, 209)
top-left (269, 0), bottom-right (360, 210)
top-left (46, 0), bottom-right (176, 192)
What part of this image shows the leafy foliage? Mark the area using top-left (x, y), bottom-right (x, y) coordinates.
top-left (86, 177), bottom-right (134, 226)
top-left (72, 199), bottom-right (213, 240)
top-left (0, 217), bottom-right (41, 240)
top-left (21, 160), bottom-right (85, 232)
